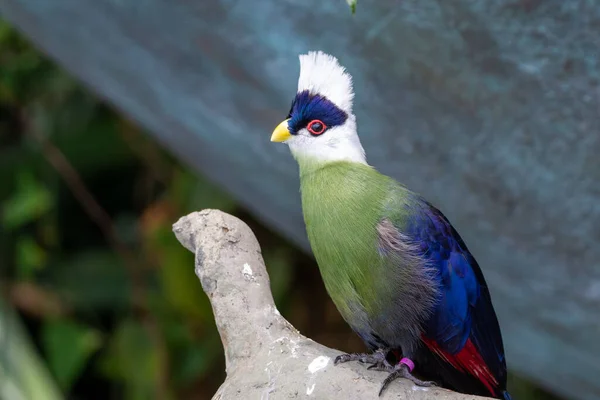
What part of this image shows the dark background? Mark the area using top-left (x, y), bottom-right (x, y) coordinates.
top-left (1, 1), bottom-right (598, 399)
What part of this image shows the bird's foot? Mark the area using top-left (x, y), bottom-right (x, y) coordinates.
top-left (378, 358), bottom-right (437, 397)
top-left (366, 353), bottom-right (395, 372)
top-left (334, 348), bottom-right (390, 368)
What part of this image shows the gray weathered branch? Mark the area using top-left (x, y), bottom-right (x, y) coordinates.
top-left (172, 209), bottom-right (488, 400)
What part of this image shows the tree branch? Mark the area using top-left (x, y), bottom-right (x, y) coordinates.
top-left (172, 209), bottom-right (489, 400)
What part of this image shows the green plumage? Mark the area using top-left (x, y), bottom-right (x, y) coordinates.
top-left (300, 158), bottom-right (387, 316)
top-left (298, 157), bottom-right (424, 325)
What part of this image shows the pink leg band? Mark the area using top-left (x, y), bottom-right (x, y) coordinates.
top-left (400, 357), bottom-right (415, 372)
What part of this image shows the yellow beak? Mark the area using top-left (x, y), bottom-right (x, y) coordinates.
top-left (271, 119), bottom-right (292, 142)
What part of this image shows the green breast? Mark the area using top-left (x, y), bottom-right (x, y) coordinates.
top-left (298, 159), bottom-right (396, 321)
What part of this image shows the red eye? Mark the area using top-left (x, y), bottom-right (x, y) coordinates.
top-left (307, 120), bottom-right (327, 136)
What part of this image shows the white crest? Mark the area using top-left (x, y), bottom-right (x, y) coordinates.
top-left (297, 51), bottom-right (354, 113)
top-left (286, 51), bottom-right (366, 166)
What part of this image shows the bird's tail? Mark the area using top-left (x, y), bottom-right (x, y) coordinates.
top-left (502, 390), bottom-right (513, 400)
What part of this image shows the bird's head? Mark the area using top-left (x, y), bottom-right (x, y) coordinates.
top-left (271, 51), bottom-right (366, 165)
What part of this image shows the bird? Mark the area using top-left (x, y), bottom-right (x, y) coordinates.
top-left (270, 51), bottom-right (512, 399)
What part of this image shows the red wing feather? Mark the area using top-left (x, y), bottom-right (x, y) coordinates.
top-left (421, 336), bottom-right (499, 395)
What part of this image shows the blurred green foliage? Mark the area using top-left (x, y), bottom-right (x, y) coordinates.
top-left (0, 18), bottom-right (564, 400)
top-left (0, 17), bottom-right (240, 399)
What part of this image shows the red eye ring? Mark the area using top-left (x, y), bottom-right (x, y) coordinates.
top-left (307, 119), bottom-right (327, 136)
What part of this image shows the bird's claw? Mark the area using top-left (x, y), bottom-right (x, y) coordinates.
top-left (334, 348), bottom-right (389, 366)
top-left (378, 363), bottom-right (437, 397)
top-left (334, 353), bottom-right (371, 365)
top-left (366, 359), bottom-right (394, 372)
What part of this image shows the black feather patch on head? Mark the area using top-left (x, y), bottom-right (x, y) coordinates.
top-left (287, 90), bottom-right (348, 135)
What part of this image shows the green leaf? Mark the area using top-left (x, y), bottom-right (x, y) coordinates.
top-left (42, 320), bottom-right (102, 392)
top-left (43, 249), bottom-right (129, 312)
top-left (347, 0), bottom-right (357, 14)
top-left (99, 319), bottom-right (158, 400)
top-left (2, 170), bottom-right (53, 230)
top-left (0, 298), bottom-right (63, 400)
top-left (16, 235), bottom-right (47, 280)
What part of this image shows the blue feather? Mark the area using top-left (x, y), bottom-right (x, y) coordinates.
top-left (287, 90), bottom-right (347, 134)
top-left (403, 200), bottom-right (508, 396)
top-left (405, 204), bottom-right (479, 353)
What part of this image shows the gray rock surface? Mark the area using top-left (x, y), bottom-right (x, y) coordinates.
top-left (172, 209), bottom-right (489, 400)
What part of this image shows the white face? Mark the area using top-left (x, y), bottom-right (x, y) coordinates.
top-left (286, 115), bottom-right (366, 164)
top-left (271, 51), bottom-right (367, 165)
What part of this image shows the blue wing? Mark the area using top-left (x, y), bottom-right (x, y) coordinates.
top-left (404, 199), bottom-right (508, 397)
